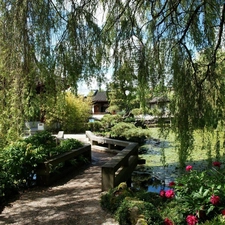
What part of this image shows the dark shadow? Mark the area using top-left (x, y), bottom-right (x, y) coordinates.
top-left (0, 150), bottom-right (117, 225)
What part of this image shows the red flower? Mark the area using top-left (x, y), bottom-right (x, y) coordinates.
top-left (168, 181), bottom-right (176, 187)
top-left (210, 194), bottom-right (220, 205)
top-left (186, 215), bottom-right (198, 225)
top-left (160, 190), bottom-right (165, 197)
top-left (164, 217), bottom-right (173, 225)
top-left (221, 209), bottom-right (225, 215)
top-left (213, 161), bottom-right (222, 168)
top-left (186, 165), bottom-right (193, 171)
top-left (165, 189), bottom-right (175, 198)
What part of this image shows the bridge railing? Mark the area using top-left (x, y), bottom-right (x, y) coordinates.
top-left (86, 131), bottom-right (139, 191)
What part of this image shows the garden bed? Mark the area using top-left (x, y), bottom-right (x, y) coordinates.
top-left (36, 144), bottom-right (91, 186)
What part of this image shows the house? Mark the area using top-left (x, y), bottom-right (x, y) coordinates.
top-left (149, 96), bottom-right (170, 115)
top-left (91, 90), bottom-right (109, 120)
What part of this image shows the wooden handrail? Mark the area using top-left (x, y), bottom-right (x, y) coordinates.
top-left (86, 131), bottom-right (139, 191)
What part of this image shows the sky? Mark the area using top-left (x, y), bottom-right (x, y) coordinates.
top-left (77, 79), bottom-right (100, 96)
top-left (77, 68), bottom-right (112, 95)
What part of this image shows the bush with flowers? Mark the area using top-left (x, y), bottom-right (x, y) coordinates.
top-left (101, 161), bottom-right (225, 225)
top-left (161, 162), bottom-right (225, 224)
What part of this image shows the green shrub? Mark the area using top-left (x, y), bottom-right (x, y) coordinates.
top-left (123, 117), bottom-right (135, 123)
top-left (131, 108), bottom-right (143, 116)
top-left (24, 131), bottom-right (56, 149)
top-left (115, 198), bottom-right (162, 225)
top-left (100, 182), bottom-right (133, 213)
top-left (110, 122), bottom-right (136, 138)
top-left (110, 122), bottom-right (151, 143)
top-left (101, 114), bottom-right (123, 130)
top-left (171, 164), bottom-right (225, 224)
top-left (59, 138), bottom-right (83, 151)
top-left (0, 168), bottom-right (17, 198)
top-left (87, 121), bottom-right (103, 132)
top-left (45, 92), bottom-right (91, 133)
top-left (0, 131), bottom-right (84, 200)
top-left (1, 141), bottom-right (44, 189)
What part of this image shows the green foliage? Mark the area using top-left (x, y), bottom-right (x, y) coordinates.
top-left (115, 198), bottom-right (162, 225)
top-left (1, 141), bottom-right (43, 188)
top-left (201, 215), bottom-right (225, 225)
top-left (45, 92), bottom-right (91, 133)
top-left (87, 121), bottom-right (103, 132)
top-left (172, 165), bottom-right (225, 223)
top-left (131, 108), bottom-right (144, 116)
top-left (101, 163), bottom-right (225, 225)
top-left (0, 131), bottom-right (83, 200)
top-left (24, 131), bottom-right (56, 149)
top-left (0, 0), bottom-right (104, 145)
top-left (107, 62), bottom-right (140, 114)
top-left (110, 122), bottom-right (136, 138)
top-left (59, 138), bottom-right (83, 152)
top-left (100, 183), bottom-right (133, 213)
top-left (101, 184), bottom-right (163, 225)
top-left (101, 114), bottom-right (123, 130)
top-left (123, 117), bottom-right (135, 123)
top-left (0, 0), bottom-right (224, 171)
top-left (110, 122), bottom-right (151, 143)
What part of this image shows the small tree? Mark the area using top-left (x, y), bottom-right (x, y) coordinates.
top-left (45, 92), bottom-right (91, 133)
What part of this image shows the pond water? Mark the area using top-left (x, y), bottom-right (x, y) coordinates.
top-left (131, 171), bottom-right (173, 194)
top-left (131, 137), bottom-right (179, 193)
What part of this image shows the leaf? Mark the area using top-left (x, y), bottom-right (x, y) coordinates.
top-left (203, 189), bottom-right (209, 197)
top-left (193, 192), bottom-right (202, 199)
top-left (207, 205), bottom-right (215, 215)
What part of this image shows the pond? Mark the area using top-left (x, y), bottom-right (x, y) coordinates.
top-left (131, 170), bottom-right (173, 193)
top-left (131, 137), bottom-right (180, 193)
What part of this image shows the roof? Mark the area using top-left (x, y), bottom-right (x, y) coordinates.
top-left (92, 90), bottom-right (108, 102)
top-left (149, 96), bottom-right (170, 104)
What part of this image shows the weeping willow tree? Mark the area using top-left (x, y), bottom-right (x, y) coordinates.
top-left (101, 0), bottom-right (225, 167)
top-left (0, 0), bottom-right (225, 167)
top-left (0, 0), bottom-right (105, 145)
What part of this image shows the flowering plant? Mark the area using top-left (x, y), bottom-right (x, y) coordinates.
top-left (173, 164), bottom-right (225, 223)
top-left (186, 165), bottom-right (193, 171)
top-left (210, 194), bottom-right (220, 205)
top-left (213, 161), bottom-right (222, 168)
top-left (160, 189), bottom-right (175, 199)
top-left (164, 217), bottom-right (173, 225)
top-left (186, 214), bottom-right (198, 225)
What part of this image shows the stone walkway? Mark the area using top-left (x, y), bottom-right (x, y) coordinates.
top-left (0, 135), bottom-right (119, 225)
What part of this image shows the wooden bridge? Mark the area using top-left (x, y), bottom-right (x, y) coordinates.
top-left (86, 131), bottom-right (139, 191)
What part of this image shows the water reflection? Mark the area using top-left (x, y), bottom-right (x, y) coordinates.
top-left (131, 172), bottom-right (173, 194)
top-left (147, 183), bottom-right (171, 193)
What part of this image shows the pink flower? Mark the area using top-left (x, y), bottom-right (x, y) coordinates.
top-left (213, 161), bottom-right (222, 168)
top-left (186, 215), bottom-right (198, 225)
top-left (210, 194), bottom-right (220, 205)
top-left (164, 217), bottom-right (173, 225)
top-left (221, 209), bottom-right (225, 215)
top-left (165, 189), bottom-right (175, 198)
top-left (160, 190), bottom-right (165, 197)
top-left (186, 165), bottom-right (193, 171)
top-left (168, 181), bottom-right (176, 187)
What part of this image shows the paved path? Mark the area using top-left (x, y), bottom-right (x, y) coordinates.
top-left (0, 135), bottom-right (119, 225)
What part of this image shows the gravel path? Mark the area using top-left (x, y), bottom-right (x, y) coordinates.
top-left (0, 150), bottom-right (119, 225)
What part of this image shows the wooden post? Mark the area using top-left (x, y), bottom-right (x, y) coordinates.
top-left (102, 167), bottom-right (115, 191)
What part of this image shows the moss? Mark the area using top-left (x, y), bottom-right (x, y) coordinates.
top-left (100, 183), bottom-right (133, 213)
top-left (115, 197), bottom-right (162, 225)
top-left (136, 218), bottom-right (148, 225)
top-left (118, 182), bottom-right (127, 190)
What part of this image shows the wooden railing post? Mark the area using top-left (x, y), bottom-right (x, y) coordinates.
top-left (102, 167), bottom-right (115, 191)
